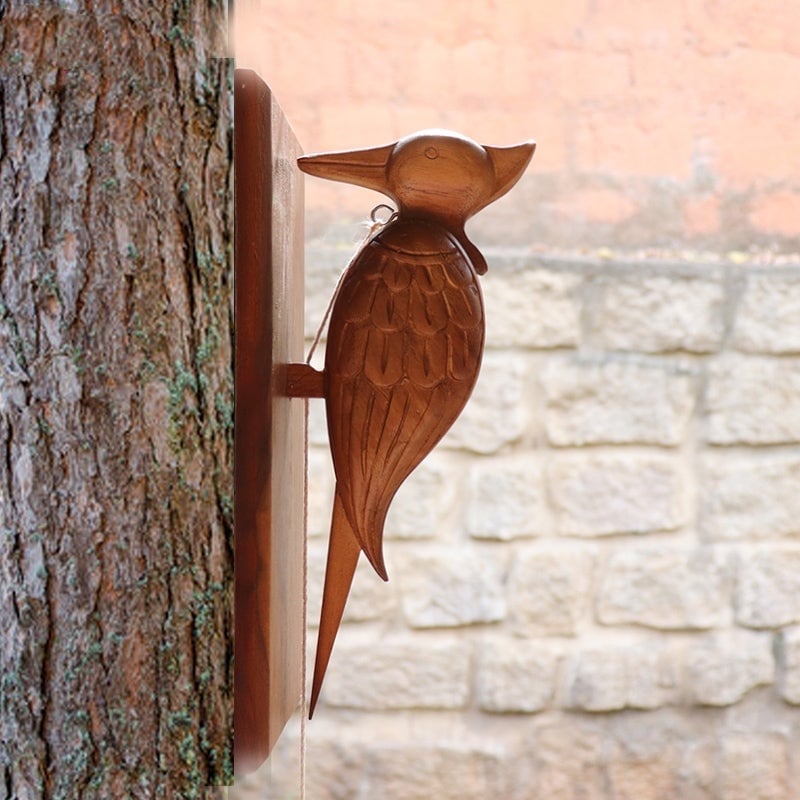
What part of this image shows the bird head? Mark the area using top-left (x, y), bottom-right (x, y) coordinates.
top-left (298, 129), bottom-right (535, 231)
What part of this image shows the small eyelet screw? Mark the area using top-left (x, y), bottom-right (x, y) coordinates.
top-left (370, 204), bottom-right (396, 225)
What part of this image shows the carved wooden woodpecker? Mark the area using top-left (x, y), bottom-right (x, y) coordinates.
top-left (297, 129), bottom-right (535, 716)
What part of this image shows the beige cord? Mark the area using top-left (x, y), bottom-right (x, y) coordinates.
top-left (298, 210), bottom-right (395, 798)
top-left (300, 396), bottom-right (309, 800)
top-left (306, 210), bottom-right (396, 367)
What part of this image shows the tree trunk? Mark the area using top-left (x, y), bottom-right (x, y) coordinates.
top-left (0, 3), bottom-right (233, 797)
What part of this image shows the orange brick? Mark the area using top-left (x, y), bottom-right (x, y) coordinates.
top-left (316, 102), bottom-right (396, 151)
top-left (683, 194), bottom-right (721, 236)
top-left (549, 51), bottom-right (631, 104)
top-left (628, 48), bottom-right (692, 106)
top-left (283, 104), bottom-right (318, 153)
top-left (696, 50), bottom-right (800, 116)
top-left (496, 44), bottom-right (541, 104)
top-left (682, 51), bottom-right (735, 118)
top-left (574, 187), bottom-right (638, 224)
top-left (587, 0), bottom-right (686, 41)
top-left (345, 39), bottom-right (402, 103)
top-left (451, 39), bottom-right (502, 104)
top-left (749, 190), bottom-right (800, 238)
top-left (407, 38), bottom-right (455, 106)
top-left (233, 4), bottom-right (349, 137)
top-left (304, 181), bottom-right (379, 223)
top-left (478, 110), bottom-right (566, 173)
top-left (713, 115), bottom-right (800, 187)
top-left (575, 108), bottom-right (694, 178)
top-left (507, 0), bottom-right (591, 45)
top-left (356, 0), bottom-right (473, 48)
top-left (689, 0), bottom-right (800, 55)
top-left (391, 104), bottom-right (449, 139)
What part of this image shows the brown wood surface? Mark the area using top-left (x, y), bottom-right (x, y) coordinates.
top-left (284, 362), bottom-right (324, 398)
top-left (296, 131), bottom-right (536, 715)
top-left (234, 69), bottom-right (304, 776)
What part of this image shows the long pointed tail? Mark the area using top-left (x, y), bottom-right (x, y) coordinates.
top-left (309, 489), bottom-right (361, 718)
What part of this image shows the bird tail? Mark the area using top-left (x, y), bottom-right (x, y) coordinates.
top-left (309, 488), bottom-right (361, 718)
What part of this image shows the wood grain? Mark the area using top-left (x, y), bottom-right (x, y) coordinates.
top-left (234, 69), bottom-right (304, 776)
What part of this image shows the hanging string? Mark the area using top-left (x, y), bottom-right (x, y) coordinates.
top-left (305, 205), bottom-right (397, 366)
top-left (297, 205), bottom-right (397, 798)
top-left (299, 394), bottom-right (309, 800)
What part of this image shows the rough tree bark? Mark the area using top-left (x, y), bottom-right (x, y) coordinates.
top-left (0, 3), bottom-right (233, 797)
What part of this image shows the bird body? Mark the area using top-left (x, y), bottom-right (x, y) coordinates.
top-left (325, 217), bottom-right (484, 580)
top-left (298, 130), bottom-right (535, 716)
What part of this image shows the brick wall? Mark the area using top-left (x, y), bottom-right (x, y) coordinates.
top-left (235, 0), bottom-right (800, 251)
top-left (225, 246), bottom-right (800, 800)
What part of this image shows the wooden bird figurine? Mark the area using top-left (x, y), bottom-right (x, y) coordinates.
top-left (297, 129), bottom-right (535, 716)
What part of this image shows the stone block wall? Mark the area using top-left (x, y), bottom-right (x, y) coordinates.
top-left (229, 245), bottom-right (800, 799)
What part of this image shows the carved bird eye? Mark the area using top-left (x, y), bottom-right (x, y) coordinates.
top-left (424, 146), bottom-right (439, 160)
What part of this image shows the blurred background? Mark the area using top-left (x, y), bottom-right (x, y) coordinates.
top-left (232, 2), bottom-right (800, 798)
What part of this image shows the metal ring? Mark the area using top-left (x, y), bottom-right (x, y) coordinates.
top-left (370, 204), bottom-right (396, 225)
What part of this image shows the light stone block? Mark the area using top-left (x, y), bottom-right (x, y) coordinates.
top-left (260, 730), bottom-right (362, 800)
top-left (399, 548), bottom-right (506, 628)
top-left (307, 392), bottom-right (330, 447)
top-left (586, 272), bottom-right (724, 353)
top-left (304, 244), bottom-right (350, 340)
top-left (482, 265), bottom-right (581, 349)
top-left (777, 625), bottom-right (800, 704)
top-left (385, 455), bottom-right (456, 540)
top-left (507, 548), bottom-right (593, 635)
top-left (679, 741), bottom-right (718, 800)
top-left (706, 355), bottom-right (800, 445)
top-left (466, 454), bottom-right (547, 540)
top-left (306, 544), bottom-right (397, 628)
top-left (736, 549), bottom-right (800, 628)
top-left (542, 357), bottom-right (695, 446)
top-left (686, 630), bottom-right (774, 706)
top-left (441, 352), bottom-right (529, 454)
top-left (720, 735), bottom-right (789, 800)
top-left (307, 446), bottom-right (334, 538)
top-left (609, 713), bottom-right (689, 760)
top-left (512, 722), bottom-right (606, 800)
top-left (700, 454), bottom-right (800, 540)
top-left (323, 636), bottom-right (471, 711)
top-left (548, 452), bottom-right (687, 536)
top-left (565, 648), bottom-right (627, 711)
top-left (626, 647), bottom-right (680, 710)
top-left (363, 743), bottom-right (507, 800)
top-left (566, 643), bottom-right (677, 712)
top-left (607, 753), bottom-right (680, 800)
top-left (597, 547), bottom-right (731, 630)
top-left (476, 639), bottom-right (561, 712)
top-left (305, 736), bottom-right (363, 800)
top-left (732, 271), bottom-right (800, 353)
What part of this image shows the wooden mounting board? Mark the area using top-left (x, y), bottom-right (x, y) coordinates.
top-left (234, 69), bottom-right (305, 776)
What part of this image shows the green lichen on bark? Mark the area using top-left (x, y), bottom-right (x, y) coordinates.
top-left (0, 2), bottom-right (233, 796)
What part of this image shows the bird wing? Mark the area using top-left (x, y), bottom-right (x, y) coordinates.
top-left (324, 219), bottom-right (484, 578)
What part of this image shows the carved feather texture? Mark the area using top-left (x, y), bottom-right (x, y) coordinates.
top-left (325, 218), bottom-right (484, 579)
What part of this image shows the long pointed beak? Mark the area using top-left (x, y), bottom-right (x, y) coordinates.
top-left (297, 142), bottom-right (396, 195)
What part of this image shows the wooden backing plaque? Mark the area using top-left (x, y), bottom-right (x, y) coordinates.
top-left (234, 68), bottom-right (304, 776)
